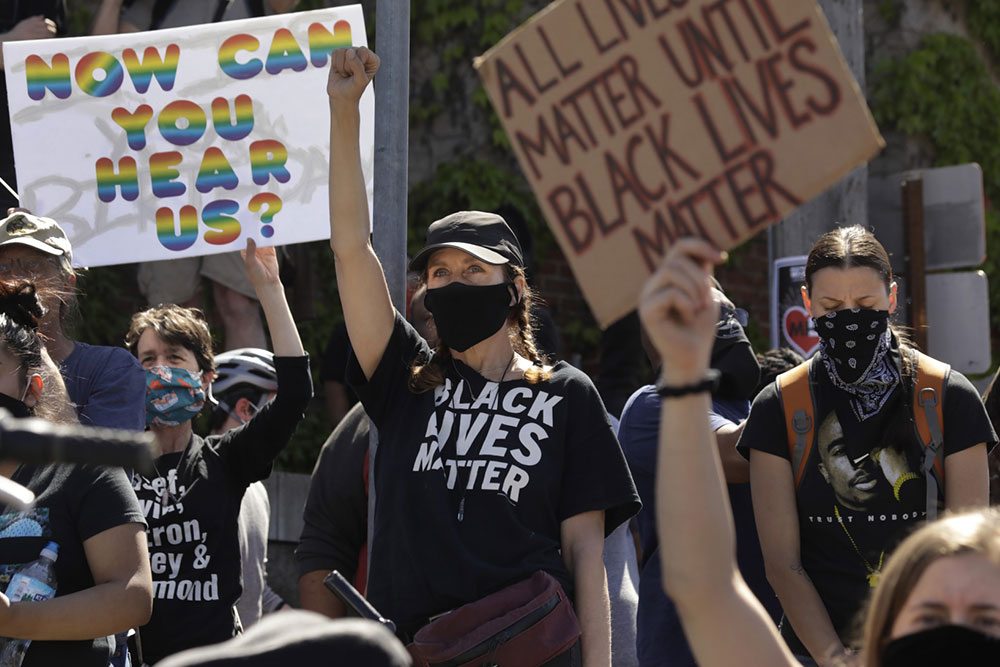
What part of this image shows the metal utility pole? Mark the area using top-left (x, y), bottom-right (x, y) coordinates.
top-left (372, 0), bottom-right (411, 310)
top-left (369, 0), bottom-right (411, 575)
top-left (769, 0), bottom-right (867, 260)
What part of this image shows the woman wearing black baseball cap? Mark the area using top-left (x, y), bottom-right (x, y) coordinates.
top-left (322, 47), bottom-right (639, 666)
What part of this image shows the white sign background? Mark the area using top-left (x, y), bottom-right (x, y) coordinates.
top-left (3, 6), bottom-right (373, 267)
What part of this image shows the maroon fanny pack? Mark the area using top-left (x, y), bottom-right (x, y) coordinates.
top-left (406, 571), bottom-right (581, 667)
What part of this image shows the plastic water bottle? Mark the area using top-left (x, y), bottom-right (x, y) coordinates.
top-left (0, 542), bottom-right (59, 667)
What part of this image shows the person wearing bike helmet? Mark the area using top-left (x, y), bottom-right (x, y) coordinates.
top-left (209, 348), bottom-right (279, 435)
top-left (209, 348), bottom-right (289, 629)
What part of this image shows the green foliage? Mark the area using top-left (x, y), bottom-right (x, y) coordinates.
top-left (876, 0), bottom-right (902, 27)
top-left (561, 319), bottom-right (602, 360)
top-left (946, 0), bottom-right (1000, 63)
top-left (409, 0), bottom-right (528, 149)
top-left (412, 0), bottom-right (524, 49)
top-left (73, 266), bottom-right (145, 347)
top-left (870, 32), bottom-right (1000, 337)
top-left (407, 157), bottom-right (552, 261)
top-left (66, 6), bottom-right (95, 36)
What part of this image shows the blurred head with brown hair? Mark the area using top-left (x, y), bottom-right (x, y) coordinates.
top-left (860, 509), bottom-right (1000, 666)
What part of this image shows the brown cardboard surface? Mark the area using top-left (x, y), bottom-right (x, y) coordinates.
top-left (475, 0), bottom-right (884, 328)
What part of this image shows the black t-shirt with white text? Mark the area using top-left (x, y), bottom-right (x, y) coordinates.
top-left (738, 360), bottom-right (995, 655)
top-left (348, 313), bottom-right (640, 636)
top-left (134, 355), bottom-right (311, 664)
top-left (0, 462), bottom-right (144, 667)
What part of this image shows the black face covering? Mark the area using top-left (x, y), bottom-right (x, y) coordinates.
top-left (882, 624), bottom-right (1000, 667)
top-left (814, 308), bottom-right (891, 385)
top-left (711, 308), bottom-right (760, 400)
top-left (0, 391), bottom-right (31, 419)
top-left (423, 281), bottom-right (517, 352)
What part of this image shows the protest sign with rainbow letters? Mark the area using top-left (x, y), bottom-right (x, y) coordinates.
top-left (3, 6), bottom-right (372, 267)
top-left (476, 0), bottom-right (884, 328)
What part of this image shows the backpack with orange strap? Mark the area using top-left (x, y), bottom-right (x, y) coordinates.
top-left (776, 348), bottom-right (949, 520)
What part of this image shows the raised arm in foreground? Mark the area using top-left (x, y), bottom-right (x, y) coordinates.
top-left (327, 47), bottom-right (394, 380)
top-left (639, 238), bottom-right (795, 667)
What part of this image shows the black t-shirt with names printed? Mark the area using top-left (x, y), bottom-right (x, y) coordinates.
top-left (347, 313), bottom-right (640, 637)
top-left (737, 361), bottom-right (996, 656)
top-left (0, 462), bottom-right (144, 667)
top-left (133, 355), bottom-right (312, 665)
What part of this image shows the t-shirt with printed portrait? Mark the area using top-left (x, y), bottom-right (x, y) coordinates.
top-left (738, 357), bottom-right (996, 655)
top-left (347, 313), bottom-right (640, 637)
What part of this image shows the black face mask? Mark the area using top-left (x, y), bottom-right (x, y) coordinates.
top-left (882, 624), bottom-right (1000, 667)
top-left (0, 391), bottom-right (31, 419)
top-left (711, 308), bottom-right (760, 400)
top-left (814, 308), bottom-right (891, 384)
top-left (423, 281), bottom-right (517, 352)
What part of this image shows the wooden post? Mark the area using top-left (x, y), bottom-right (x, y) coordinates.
top-left (902, 177), bottom-right (927, 351)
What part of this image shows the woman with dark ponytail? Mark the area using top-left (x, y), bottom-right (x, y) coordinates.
top-left (0, 280), bottom-right (152, 666)
top-left (325, 47), bottom-right (639, 665)
top-left (738, 225), bottom-right (994, 664)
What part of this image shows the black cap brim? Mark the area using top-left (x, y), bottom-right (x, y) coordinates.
top-left (408, 242), bottom-right (510, 273)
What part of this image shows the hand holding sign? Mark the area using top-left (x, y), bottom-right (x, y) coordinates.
top-left (241, 237), bottom-right (280, 291)
top-left (3, 16), bottom-right (56, 42)
top-left (639, 238), bottom-right (724, 385)
top-left (1, 7), bottom-right (375, 268)
top-left (327, 46), bottom-right (379, 104)
top-left (475, 0), bottom-right (884, 328)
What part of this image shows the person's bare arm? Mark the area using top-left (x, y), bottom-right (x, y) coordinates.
top-left (561, 510), bottom-right (609, 667)
top-left (945, 443), bottom-right (989, 510)
top-left (715, 420), bottom-right (748, 483)
top-left (243, 240), bottom-right (304, 357)
top-left (298, 570), bottom-right (348, 619)
top-left (751, 450), bottom-right (845, 665)
top-left (0, 16), bottom-right (55, 70)
top-left (90, 0), bottom-right (125, 35)
top-left (0, 523), bottom-right (152, 639)
top-left (641, 238), bottom-right (796, 667)
top-left (327, 47), bottom-right (394, 380)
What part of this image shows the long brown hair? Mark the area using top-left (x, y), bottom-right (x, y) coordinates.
top-left (857, 508), bottom-right (1000, 665)
top-left (409, 264), bottom-right (551, 393)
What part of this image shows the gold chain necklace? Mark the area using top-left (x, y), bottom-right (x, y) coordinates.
top-left (833, 505), bottom-right (884, 588)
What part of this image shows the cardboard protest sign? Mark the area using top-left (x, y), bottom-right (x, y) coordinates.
top-left (476, 0), bottom-right (884, 327)
top-left (2, 6), bottom-right (372, 267)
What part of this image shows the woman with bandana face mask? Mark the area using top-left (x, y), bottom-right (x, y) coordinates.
top-left (0, 280), bottom-right (153, 666)
top-left (640, 238), bottom-right (1000, 667)
top-left (122, 241), bottom-right (311, 665)
top-left (736, 226), bottom-right (993, 664)
top-left (326, 47), bottom-right (640, 665)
